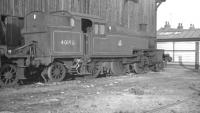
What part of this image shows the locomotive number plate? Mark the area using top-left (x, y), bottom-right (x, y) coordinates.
top-left (53, 31), bottom-right (82, 54)
top-left (61, 40), bottom-right (75, 46)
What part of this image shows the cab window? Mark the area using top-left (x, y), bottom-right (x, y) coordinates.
top-left (94, 24), bottom-right (99, 34)
top-left (93, 23), bottom-right (105, 35)
top-left (99, 24), bottom-right (105, 35)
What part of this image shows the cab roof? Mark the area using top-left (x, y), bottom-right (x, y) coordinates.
top-left (26, 10), bottom-right (106, 24)
top-left (70, 12), bottom-right (106, 23)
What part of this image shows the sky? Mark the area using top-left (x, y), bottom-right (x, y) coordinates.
top-left (157, 0), bottom-right (200, 29)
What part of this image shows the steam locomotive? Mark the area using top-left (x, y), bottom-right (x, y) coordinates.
top-left (0, 11), bottom-right (165, 87)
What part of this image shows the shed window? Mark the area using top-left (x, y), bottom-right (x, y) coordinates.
top-left (139, 24), bottom-right (147, 32)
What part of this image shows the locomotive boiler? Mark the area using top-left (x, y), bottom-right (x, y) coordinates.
top-left (0, 11), bottom-right (165, 87)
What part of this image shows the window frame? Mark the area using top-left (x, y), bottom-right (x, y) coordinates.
top-left (139, 23), bottom-right (147, 32)
top-left (93, 22), bottom-right (106, 36)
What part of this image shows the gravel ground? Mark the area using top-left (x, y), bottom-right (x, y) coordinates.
top-left (0, 65), bottom-right (200, 113)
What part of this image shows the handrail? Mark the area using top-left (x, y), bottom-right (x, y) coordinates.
top-left (25, 11), bottom-right (45, 17)
top-left (49, 10), bottom-right (72, 16)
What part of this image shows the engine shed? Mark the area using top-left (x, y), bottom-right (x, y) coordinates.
top-left (157, 22), bottom-right (200, 69)
top-left (0, 0), bottom-right (163, 39)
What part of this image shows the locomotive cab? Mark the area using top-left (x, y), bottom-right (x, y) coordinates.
top-left (75, 13), bottom-right (107, 57)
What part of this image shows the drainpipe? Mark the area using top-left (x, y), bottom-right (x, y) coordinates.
top-left (195, 41), bottom-right (199, 70)
top-left (173, 41), bottom-right (175, 62)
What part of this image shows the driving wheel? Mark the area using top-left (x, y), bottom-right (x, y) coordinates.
top-left (47, 62), bottom-right (66, 82)
top-left (111, 61), bottom-right (126, 75)
top-left (133, 63), bottom-right (145, 74)
top-left (87, 62), bottom-right (101, 78)
top-left (0, 64), bottom-right (19, 87)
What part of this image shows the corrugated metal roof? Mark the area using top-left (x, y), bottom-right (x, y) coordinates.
top-left (157, 28), bottom-right (200, 40)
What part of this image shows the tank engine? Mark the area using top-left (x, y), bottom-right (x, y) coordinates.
top-left (0, 11), bottom-right (164, 87)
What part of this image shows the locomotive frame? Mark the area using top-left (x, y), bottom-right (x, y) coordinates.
top-left (0, 10), bottom-right (165, 87)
